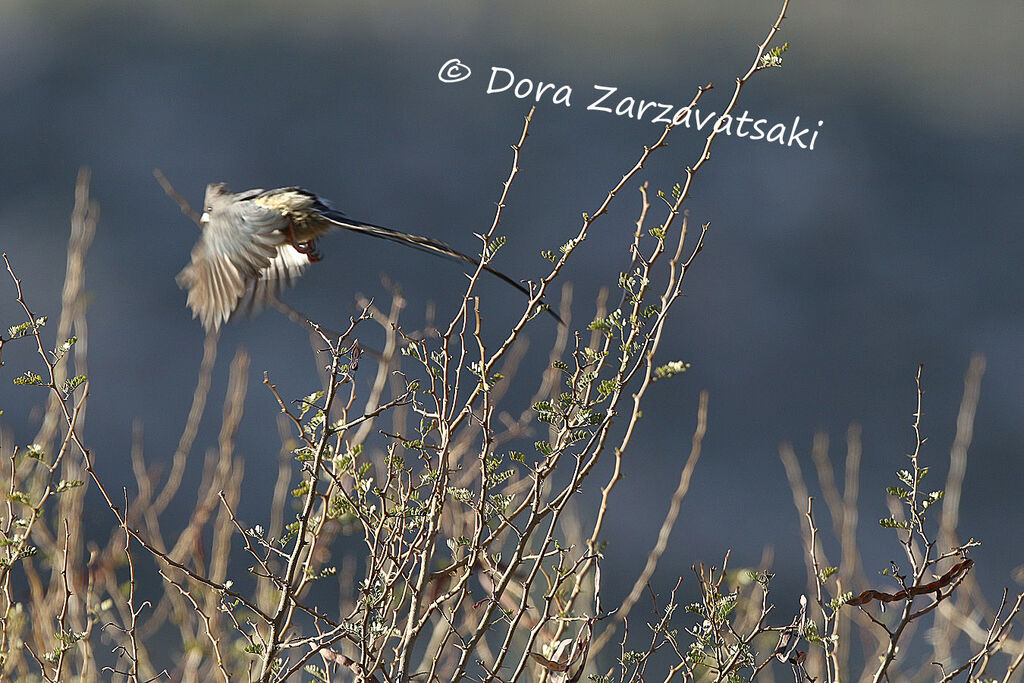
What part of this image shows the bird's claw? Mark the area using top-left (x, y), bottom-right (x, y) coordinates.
top-left (296, 241), bottom-right (322, 262)
top-left (287, 224), bottom-right (323, 262)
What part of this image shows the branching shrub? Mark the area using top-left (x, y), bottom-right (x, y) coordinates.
top-left (1, 2), bottom-right (1021, 681)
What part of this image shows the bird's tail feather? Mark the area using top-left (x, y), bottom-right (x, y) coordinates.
top-left (321, 211), bottom-right (562, 323)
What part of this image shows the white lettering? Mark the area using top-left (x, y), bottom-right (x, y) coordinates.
top-left (486, 67), bottom-right (516, 94)
top-left (588, 85), bottom-right (617, 112)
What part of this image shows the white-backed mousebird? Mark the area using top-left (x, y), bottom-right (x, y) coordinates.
top-left (176, 183), bottom-right (558, 330)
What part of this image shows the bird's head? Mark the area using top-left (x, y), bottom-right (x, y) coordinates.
top-left (201, 182), bottom-right (230, 224)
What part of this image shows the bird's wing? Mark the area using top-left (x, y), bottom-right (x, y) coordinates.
top-left (176, 199), bottom-right (288, 330)
top-left (241, 244), bottom-right (311, 315)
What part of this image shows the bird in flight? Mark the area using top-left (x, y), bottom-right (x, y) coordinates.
top-left (176, 183), bottom-right (555, 330)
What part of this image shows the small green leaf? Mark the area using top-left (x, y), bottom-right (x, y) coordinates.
top-left (61, 375), bottom-right (86, 395)
top-left (7, 317), bottom-right (47, 339)
top-left (55, 480), bottom-right (84, 494)
top-left (7, 491), bottom-right (31, 505)
top-left (653, 360), bottom-right (690, 381)
top-left (13, 372), bottom-right (43, 386)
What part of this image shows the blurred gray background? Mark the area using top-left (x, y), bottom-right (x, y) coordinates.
top-left (1, 0), bottom-right (1021, 661)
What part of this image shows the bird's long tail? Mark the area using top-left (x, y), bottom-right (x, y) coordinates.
top-left (321, 211), bottom-right (562, 323)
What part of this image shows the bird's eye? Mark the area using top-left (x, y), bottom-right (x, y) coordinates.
top-left (205, 206), bottom-right (212, 213)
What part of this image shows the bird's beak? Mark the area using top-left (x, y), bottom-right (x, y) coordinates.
top-left (200, 212), bottom-right (210, 225)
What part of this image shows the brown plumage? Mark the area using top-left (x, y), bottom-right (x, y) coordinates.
top-left (176, 183), bottom-right (554, 330)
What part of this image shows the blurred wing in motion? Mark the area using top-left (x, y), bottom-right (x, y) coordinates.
top-left (176, 195), bottom-right (289, 330)
top-left (241, 243), bottom-right (311, 315)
